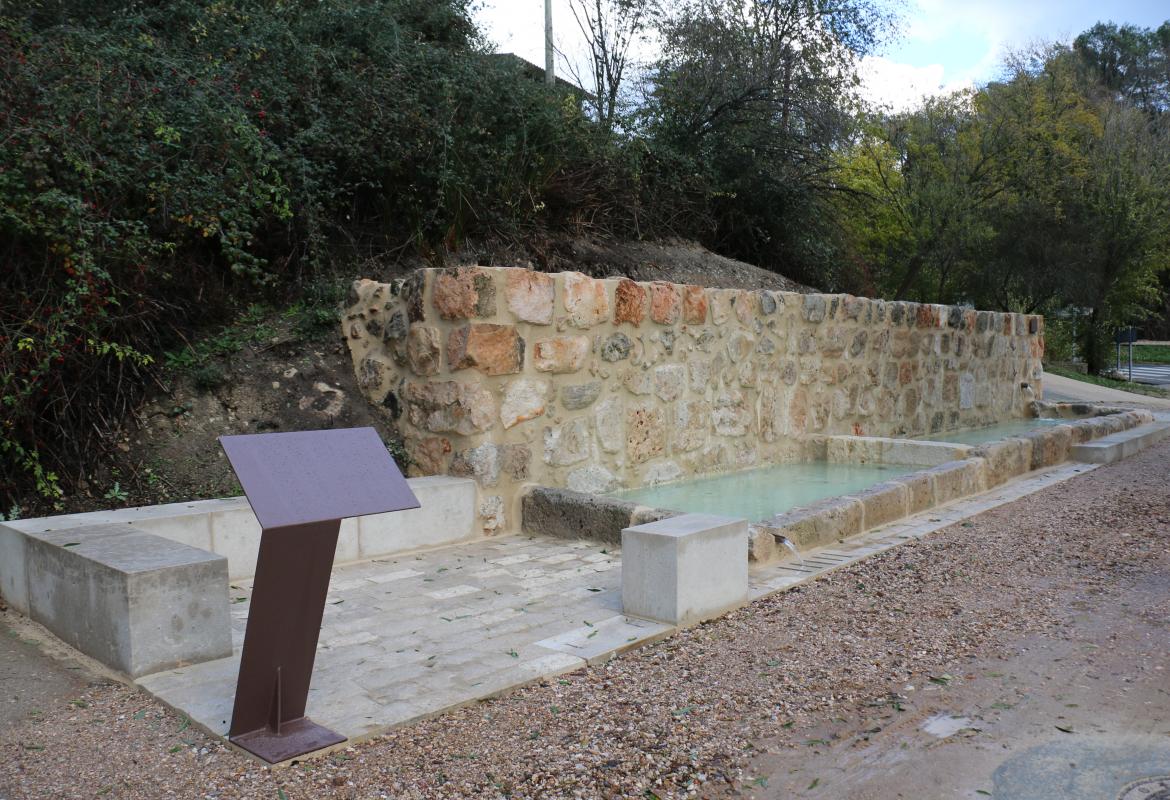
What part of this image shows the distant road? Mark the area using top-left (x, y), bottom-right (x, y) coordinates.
top-left (1117, 363), bottom-right (1170, 386)
top-left (1042, 372), bottom-right (1170, 408)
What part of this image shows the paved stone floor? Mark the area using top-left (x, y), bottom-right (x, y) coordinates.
top-left (138, 537), bottom-right (672, 742)
top-left (138, 461), bottom-right (1101, 753)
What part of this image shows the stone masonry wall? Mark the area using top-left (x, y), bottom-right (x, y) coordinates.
top-left (343, 268), bottom-right (1045, 534)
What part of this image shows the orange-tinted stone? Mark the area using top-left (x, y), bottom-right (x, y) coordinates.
top-left (532, 335), bottom-right (590, 373)
top-left (447, 324), bottom-right (524, 375)
top-left (649, 282), bottom-right (681, 325)
top-left (614, 279), bottom-right (647, 326)
top-left (683, 285), bottom-right (707, 324)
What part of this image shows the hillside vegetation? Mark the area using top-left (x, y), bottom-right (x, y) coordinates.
top-left (2, 0), bottom-right (1169, 511)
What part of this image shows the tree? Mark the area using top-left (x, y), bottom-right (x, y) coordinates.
top-left (644, 0), bottom-right (897, 284)
top-left (565, 0), bottom-right (653, 133)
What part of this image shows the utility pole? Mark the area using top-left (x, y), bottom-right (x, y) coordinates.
top-left (545, 0), bottom-right (555, 86)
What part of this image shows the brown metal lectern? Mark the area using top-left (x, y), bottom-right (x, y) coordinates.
top-left (220, 427), bottom-right (418, 763)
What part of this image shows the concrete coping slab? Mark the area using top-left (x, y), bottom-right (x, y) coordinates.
top-left (1070, 421), bottom-right (1170, 464)
top-left (621, 513), bottom-right (748, 626)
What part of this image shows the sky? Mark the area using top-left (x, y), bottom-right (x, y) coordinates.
top-left (473, 0), bottom-right (1169, 111)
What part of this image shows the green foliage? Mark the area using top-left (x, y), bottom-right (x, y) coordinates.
top-left (0, 0), bottom-right (595, 507)
top-left (837, 28), bottom-right (1170, 372)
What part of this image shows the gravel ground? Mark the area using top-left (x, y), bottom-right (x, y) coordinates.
top-left (3, 440), bottom-right (1168, 800)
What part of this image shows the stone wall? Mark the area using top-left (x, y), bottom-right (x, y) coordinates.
top-left (343, 268), bottom-right (1044, 534)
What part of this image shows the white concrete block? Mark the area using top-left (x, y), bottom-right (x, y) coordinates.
top-left (209, 505), bottom-right (263, 580)
top-left (358, 476), bottom-right (477, 558)
top-left (621, 513), bottom-right (748, 626)
top-left (0, 523), bottom-right (29, 614)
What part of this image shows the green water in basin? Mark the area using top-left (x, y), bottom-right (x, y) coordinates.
top-left (610, 462), bottom-right (921, 522)
top-left (916, 417), bottom-right (1066, 446)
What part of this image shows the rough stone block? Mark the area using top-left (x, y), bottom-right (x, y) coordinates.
top-left (613, 279), bottom-right (647, 326)
top-left (621, 513), bottom-right (748, 626)
top-left (500, 378), bottom-right (549, 429)
top-left (505, 269), bottom-right (554, 324)
top-left (405, 325), bottom-right (441, 376)
top-left (521, 487), bottom-right (639, 545)
top-left (533, 336), bottom-right (590, 373)
top-left (851, 482), bottom-right (909, 530)
top-left (769, 496), bottom-right (864, 550)
top-left (447, 324), bottom-right (524, 376)
top-left (894, 471), bottom-right (935, 515)
top-left (24, 524), bottom-right (230, 677)
top-left (563, 272), bottom-right (610, 329)
top-left (403, 380), bottom-right (496, 435)
top-left (649, 282), bottom-right (681, 325)
top-left (927, 459), bottom-right (985, 504)
top-left (973, 438), bottom-right (1033, 487)
top-left (626, 404), bottom-right (667, 464)
top-left (433, 268), bottom-right (495, 320)
top-left (682, 286), bottom-right (708, 324)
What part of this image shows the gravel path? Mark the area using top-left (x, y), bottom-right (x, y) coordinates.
top-left (3, 441), bottom-right (1168, 800)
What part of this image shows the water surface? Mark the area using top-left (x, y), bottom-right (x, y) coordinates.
top-left (611, 461), bottom-right (920, 521)
top-left (917, 417), bottom-right (1066, 446)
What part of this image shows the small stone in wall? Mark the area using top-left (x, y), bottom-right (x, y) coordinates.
top-left (622, 366), bottom-right (654, 396)
top-left (734, 290), bottom-right (756, 325)
top-left (654, 364), bottom-right (686, 402)
top-left (505, 269), bottom-right (555, 325)
top-left (500, 378), bottom-right (549, 429)
top-left (727, 331), bottom-right (755, 363)
top-left (614, 279), bottom-right (647, 326)
top-left (479, 495), bottom-right (505, 533)
top-left (383, 310), bottom-right (408, 342)
top-left (404, 380), bottom-right (496, 435)
top-left (561, 381), bottom-right (602, 410)
top-left (600, 332), bottom-right (632, 362)
top-left (533, 335), bottom-right (590, 373)
top-left (674, 399), bottom-right (710, 452)
top-left (543, 417), bottom-right (592, 466)
top-left (499, 443), bottom-right (531, 480)
top-left (563, 272), bottom-right (610, 329)
top-left (713, 390), bottom-right (749, 436)
top-left (434, 268), bottom-right (496, 320)
top-left (405, 436), bottom-right (451, 475)
top-left (447, 324), bottom-right (524, 376)
top-left (683, 285), bottom-right (708, 324)
top-left (595, 396), bottom-right (624, 453)
top-left (450, 443), bottom-right (501, 487)
top-left (758, 291), bottom-right (778, 315)
top-left (401, 271), bottom-right (426, 322)
top-left (650, 282), bottom-right (681, 325)
top-left (643, 461), bottom-right (683, 486)
top-left (626, 404), bottom-right (666, 464)
top-left (405, 325), bottom-right (441, 376)
top-left (566, 464), bottom-right (620, 494)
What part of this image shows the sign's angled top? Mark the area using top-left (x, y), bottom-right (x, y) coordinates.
top-left (220, 427), bottom-right (419, 530)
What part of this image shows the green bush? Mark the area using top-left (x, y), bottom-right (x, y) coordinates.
top-left (0, 0), bottom-right (600, 508)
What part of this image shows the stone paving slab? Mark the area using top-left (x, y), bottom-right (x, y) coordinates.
top-left (137, 460), bottom-right (1103, 757)
top-left (138, 536), bottom-right (632, 742)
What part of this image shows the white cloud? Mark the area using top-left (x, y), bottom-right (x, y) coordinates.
top-left (858, 55), bottom-right (973, 113)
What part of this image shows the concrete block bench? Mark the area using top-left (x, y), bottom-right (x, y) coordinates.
top-left (621, 514), bottom-right (748, 626)
top-left (4, 522), bottom-right (231, 677)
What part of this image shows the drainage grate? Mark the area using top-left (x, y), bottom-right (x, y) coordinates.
top-left (1119, 776), bottom-right (1170, 800)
